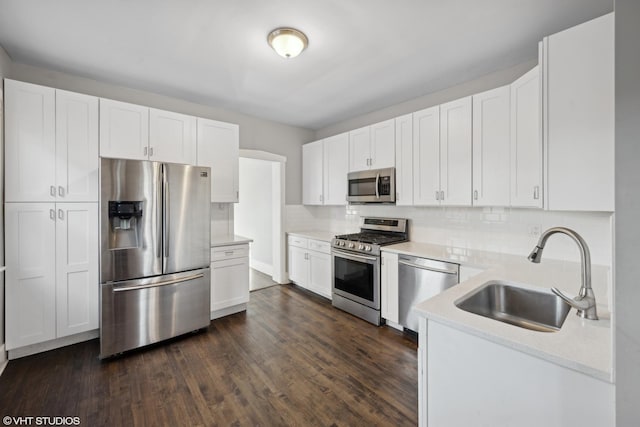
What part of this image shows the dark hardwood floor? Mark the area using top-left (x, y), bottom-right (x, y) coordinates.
top-left (0, 285), bottom-right (418, 426)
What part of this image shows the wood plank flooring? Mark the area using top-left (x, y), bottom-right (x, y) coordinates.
top-left (0, 285), bottom-right (418, 426)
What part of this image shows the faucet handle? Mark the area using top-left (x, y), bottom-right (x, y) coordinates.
top-left (551, 287), bottom-right (599, 320)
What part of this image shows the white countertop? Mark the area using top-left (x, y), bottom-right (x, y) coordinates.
top-left (287, 230), bottom-right (337, 243)
top-left (211, 234), bottom-right (253, 247)
top-left (382, 241), bottom-right (612, 382)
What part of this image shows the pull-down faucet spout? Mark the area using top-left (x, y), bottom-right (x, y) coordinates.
top-left (528, 227), bottom-right (598, 320)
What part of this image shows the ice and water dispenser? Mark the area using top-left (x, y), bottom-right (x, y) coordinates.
top-left (108, 201), bottom-right (143, 249)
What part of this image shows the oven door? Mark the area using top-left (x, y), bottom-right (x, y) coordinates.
top-left (332, 248), bottom-right (380, 309)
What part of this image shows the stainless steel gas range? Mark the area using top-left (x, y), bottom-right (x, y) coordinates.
top-left (331, 217), bottom-right (408, 325)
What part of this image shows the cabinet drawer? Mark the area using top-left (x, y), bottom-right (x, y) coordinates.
top-left (211, 244), bottom-right (249, 262)
top-left (288, 235), bottom-right (308, 249)
top-left (308, 239), bottom-right (331, 255)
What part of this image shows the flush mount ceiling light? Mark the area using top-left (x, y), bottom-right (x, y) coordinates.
top-left (267, 27), bottom-right (308, 59)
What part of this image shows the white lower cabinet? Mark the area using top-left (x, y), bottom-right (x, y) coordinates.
top-left (210, 244), bottom-right (250, 319)
top-left (381, 252), bottom-right (399, 324)
top-left (5, 202), bottom-right (98, 350)
top-left (419, 320), bottom-right (614, 427)
top-left (287, 236), bottom-right (332, 299)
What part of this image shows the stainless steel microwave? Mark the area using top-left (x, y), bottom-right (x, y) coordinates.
top-left (346, 167), bottom-right (396, 203)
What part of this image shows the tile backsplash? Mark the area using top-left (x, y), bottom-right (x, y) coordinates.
top-left (286, 204), bottom-right (613, 267)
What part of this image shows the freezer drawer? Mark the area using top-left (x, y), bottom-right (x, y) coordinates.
top-left (100, 268), bottom-right (210, 358)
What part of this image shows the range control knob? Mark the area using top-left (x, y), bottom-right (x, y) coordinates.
top-left (348, 243), bottom-right (355, 249)
top-left (338, 241), bottom-right (345, 246)
top-left (358, 244), bottom-right (364, 250)
top-left (365, 245), bottom-right (372, 252)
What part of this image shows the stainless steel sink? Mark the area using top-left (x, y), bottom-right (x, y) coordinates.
top-left (455, 281), bottom-right (571, 332)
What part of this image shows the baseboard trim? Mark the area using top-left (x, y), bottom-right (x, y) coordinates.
top-left (210, 303), bottom-right (247, 320)
top-left (8, 330), bottom-right (99, 360)
top-left (0, 343), bottom-right (7, 376)
top-left (250, 260), bottom-right (273, 276)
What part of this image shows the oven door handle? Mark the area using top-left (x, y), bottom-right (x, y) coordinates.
top-left (333, 249), bottom-right (378, 263)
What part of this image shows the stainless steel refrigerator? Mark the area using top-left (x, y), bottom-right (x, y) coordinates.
top-left (100, 158), bottom-right (211, 358)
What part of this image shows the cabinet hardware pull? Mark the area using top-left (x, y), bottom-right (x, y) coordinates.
top-left (224, 251), bottom-right (234, 256)
top-left (58, 186), bottom-right (65, 197)
top-left (440, 190), bottom-right (445, 200)
top-left (150, 147), bottom-right (154, 156)
top-left (474, 190), bottom-right (478, 200)
top-left (58, 209), bottom-right (64, 220)
top-left (533, 186), bottom-right (540, 200)
top-left (435, 191), bottom-right (440, 201)
top-left (50, 186), bottom-right (56, 197)
top-left (49, 209), bottom-right (55, 220)
top-left (144, 146), bottom-right (148, 156)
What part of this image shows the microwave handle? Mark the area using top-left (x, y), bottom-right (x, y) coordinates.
top-left (375, 173), bottom-right (380, 199)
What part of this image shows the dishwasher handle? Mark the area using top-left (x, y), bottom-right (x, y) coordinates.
top-left (398, 259), bottom-right (458, 275)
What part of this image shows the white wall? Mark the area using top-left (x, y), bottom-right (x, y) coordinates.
top-left (7, 62), bottom-right (315, 204)
top-left (614, 1), bottom-right (640, 424)
top-left (235, 158), bottom-right (274, 274)
top-left (315, 60), bottom-right (537, 139)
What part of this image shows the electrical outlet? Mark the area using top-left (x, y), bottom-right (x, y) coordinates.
top-left (528, 225), bottom-right (541, 238)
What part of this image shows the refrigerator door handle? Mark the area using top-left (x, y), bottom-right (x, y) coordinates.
top-left (112, 273), bottom-right (205, 292)
top-left (163, 171), bottom-right (170, 259)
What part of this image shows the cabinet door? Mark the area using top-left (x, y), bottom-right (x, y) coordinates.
top-left (440, 96), bottom-right (472, 206)
top-left (4, 80), bottom-right (56, 202)
top-left (413, 106), bottom-right (440, 205)
top-left (381, 252), bottom-right (399, 323)
top-left (348, 126), bottom-right (371, 172)
top-left (288, 246), bottom-right (308, 287)
top-left (472, 86), bottom-right (511, 207)
top-left (323, 133), bottom-right (349, 205)
top-left (210, 257), bottom-right (250, 313)
top-left (544, 13), bottom-right (614, 211)
top-left (370, 119), bottom-right (395, 169)
top-left (308, 251), bottom-right (332, 299)
top-left (5, 203), bottom-right (56, 350)
top-left (56, 203), bottom-right (99, 337)
top-left (395, 114), bottom-right (413, 206)
top-left (511, 66), bottom-right (543, 208)
top-left (99, 98), bottom-right (149, 160)
top-left (196, 118), bottom-right (239, 202)
top-left (302, 140), bottom-right (324, 205)
top-left (56, 90), bottom-right (99, 202)
top-left (149, 108), bottom-right (197, 165)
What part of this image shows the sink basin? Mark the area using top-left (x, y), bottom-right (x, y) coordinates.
top-left (455, 281), bottom-right (571, 332)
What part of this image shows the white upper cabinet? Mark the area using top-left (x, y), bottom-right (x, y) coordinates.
top-left (349, 119), bottom-right (395, 172)
top-left (370, 119), bottom-right (395, 169)
top-left (4, 80), bottom-right (56, 202)
top-left (5, 81), bottom-right (98, 203)
top-left (99, 98), bottom-right (149, 160)
top-left (149, 108), bottom-right (196, 164)
top-left (472, 85), bottom-right (511, 207)
top-left (323, 133), bottom-right (349, 205)
top-left (413, 106), bottom-right (441, 205)
top-left (56, 90), bottom-right (99, 202)
top-left (349, 126), bottom-right (371, 172)
top-left (543, 13), bottom-right (614, 212)
top-left (511, 66), bottom-right (543, 208)
top-left (302, 140), bottom-right (324, 205)
top-left (439, 96), bottom-right (472, 206)
top-left (395, 114), bottom-right (413, 206)
top-left (196, 118), bottom-right (240, 203)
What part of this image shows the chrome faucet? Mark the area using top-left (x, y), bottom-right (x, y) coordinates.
top-left (527, 227), bottom-right (598, 320)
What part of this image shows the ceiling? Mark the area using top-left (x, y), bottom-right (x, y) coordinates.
top-left (0, 0), bottom-right (613, 130)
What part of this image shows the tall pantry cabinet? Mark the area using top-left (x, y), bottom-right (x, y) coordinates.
top-left (4, 79), bottom-right (99, 351)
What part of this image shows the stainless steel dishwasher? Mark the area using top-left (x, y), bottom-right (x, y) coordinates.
top-left (398, 255), bottom-right (459, 332)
